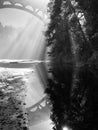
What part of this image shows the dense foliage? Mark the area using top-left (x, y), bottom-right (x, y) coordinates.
top-left (45, 0), bottom-right (98, 130)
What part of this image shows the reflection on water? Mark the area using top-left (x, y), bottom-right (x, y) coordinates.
top-left (0, 67), bottom-right (29, 129)
top-left (30, 120), bottom-right (53, 130)
top-left (0, 62), bottom-right (50, 130)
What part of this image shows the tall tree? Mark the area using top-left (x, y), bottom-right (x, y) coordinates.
top-left (45, 0), bottom-right (98, 130)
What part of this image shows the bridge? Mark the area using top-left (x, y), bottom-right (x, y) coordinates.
top-left (0, 0), bottom-right (50, 127)
top-left (0, 0), bottom-right (49, 22)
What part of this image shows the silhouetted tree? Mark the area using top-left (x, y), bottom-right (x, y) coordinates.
top-left (45, 0), bottom-right (98, 130)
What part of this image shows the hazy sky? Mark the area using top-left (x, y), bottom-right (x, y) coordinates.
top-left (0, 8), bottom-right (33, 27)
top-left (0, 5), bottom-right (47, 60)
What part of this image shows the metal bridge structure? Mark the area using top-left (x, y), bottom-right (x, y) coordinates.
top-left (0, 0), bottom-right (48, 22)
top-left (27, 96), bottom-right (50, 126)
top-left (0, 0), bottom-right (50, 127)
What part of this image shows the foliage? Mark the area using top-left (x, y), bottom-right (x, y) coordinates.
top-left (45, 0), bottom-right (98, 130)
top-left (75, 0), bottom-right (98, 51)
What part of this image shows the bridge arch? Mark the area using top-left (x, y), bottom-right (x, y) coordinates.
top-left (27, 96), bottom-right (50, 126)
top-left (0, 0), bottom-right (48, 22)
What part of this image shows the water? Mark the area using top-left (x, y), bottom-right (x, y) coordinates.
top-left (0, 60), bottom-right (50, 130)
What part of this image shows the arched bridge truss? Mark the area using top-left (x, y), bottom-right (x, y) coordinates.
top-left (0, 0), bottom-right (48, 22)
top-left (27, 96), bottom-right (50, 126)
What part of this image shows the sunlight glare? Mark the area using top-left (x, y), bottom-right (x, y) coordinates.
top-left (63, 126), bottom-right (70, 130)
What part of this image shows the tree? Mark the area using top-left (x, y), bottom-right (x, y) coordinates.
top-left (45, 0), bottom-right (98, 130)
top-left (75, 0), bottom-right (98, 51)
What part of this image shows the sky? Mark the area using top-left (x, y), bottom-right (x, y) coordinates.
top-left (0, 8), bottom-right (46, 60)
top-left (0, 0), bottom-right (49, 60)
top-left (0, 8), bottom-right (33, 27)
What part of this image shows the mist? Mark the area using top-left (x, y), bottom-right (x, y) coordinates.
top-left (0, 17), bottom-right (46, 60)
